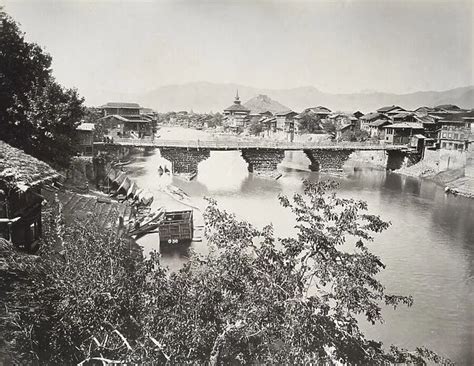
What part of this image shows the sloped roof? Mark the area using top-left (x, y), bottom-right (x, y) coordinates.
top-left (0, 141), bottom-right (59, 191)
top-left (100, 102), bottom-right (141, 109)
top-left (377, 105), bottom-right (405, 113)
top-left (383, 122), bottom-right (424, 129)
top-left (337, 124), bottom-right (353, 131)
top-left (369, 119), bottom-right (392, 127)
top-left (305, 106), bottom-right (332, 114)
top-left (415, 115), bottom-right (436, 124)
top-left (77, 122), bottom-right (95, 131)
top-left (275, 110), bottom-right (297, 117)
top-left (393, 112), bottom-right (414, 119)
top-left (224, 103), bottom-right (250, 112)
top-left (99, 115), bottom-right (151, 123)
top-left (360, 112), bottom-right (383, 121)
top-left (434, 104), bottom-right (461, 111)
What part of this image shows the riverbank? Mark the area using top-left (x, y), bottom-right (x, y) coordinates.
top-left (395, 153), bottom-right (474, 198)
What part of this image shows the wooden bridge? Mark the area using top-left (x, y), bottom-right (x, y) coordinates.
top-left (94, 138), bottom-right (418, 176)
top-left (94, 138), bottom-right (408, 151)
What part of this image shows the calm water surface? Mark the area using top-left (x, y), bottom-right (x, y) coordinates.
top-left (125, 149), bottom-right (473, 365)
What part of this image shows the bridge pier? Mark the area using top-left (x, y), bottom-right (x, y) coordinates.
top-left (241, 149), bottom-right (285, 177)
top-left (386, 150), bottom-right (421, 170)
top-left (304, 149), bottom-right (354, 171)
top-left (160, 147), bottom-right (210, 179)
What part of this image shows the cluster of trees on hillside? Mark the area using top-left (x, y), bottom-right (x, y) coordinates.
top-left (0, 181), bottom-right (451, 365)
top-left (0, 8), bottom-right (85, 166)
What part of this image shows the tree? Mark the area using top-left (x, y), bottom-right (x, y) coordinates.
top-left (298, 111), bottom-right (323, 134)
top-left (248, 119), bottom-right (263, 136)
top-left (340, 128), bottom-right (370, 142)
top-left (1, 185), bottom-right (451, 363)
top-left (322, 120), bottom-right (337, 137)
top-left (81, 107), bottom-right (104, 141)
top-left (0, 9), bottom-right (85, 167)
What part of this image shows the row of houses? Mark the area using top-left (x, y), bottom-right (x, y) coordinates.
top-left (222, 92), bottom-right (335, 140)
top-left (222, 92), bottom-right (473, 150)
top-left (358, 104), bottom-right (474, 151)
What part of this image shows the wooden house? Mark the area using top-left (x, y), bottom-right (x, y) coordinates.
top-left (76, 122), bottom-right (95, 155)
top-left (302, 106), bottom-right (332, 120)
top-left (359, 112), bottom-right (388, 132)
top-left (99, 114), bottom-right (153, 139)
top-left (438, 120), bottom-right (471, 152)
top-left (0, 141), bottom-right (60, 252)
top-left (275, 110), bottom-right (298, 142)
top-left (382, 122), bottom-right (424, 145)
top-left (223, 91), bottom-right (250, 131)
top-left (368, 119), bottom-right (392, 139)
top-left (100, 102), bottom-right (141, 117)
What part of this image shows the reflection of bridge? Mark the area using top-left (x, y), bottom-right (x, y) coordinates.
top-left (94, 138), bottom-right (419, 176)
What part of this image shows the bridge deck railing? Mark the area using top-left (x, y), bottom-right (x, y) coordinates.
top-left (96, 137), bottom-right (408, 150)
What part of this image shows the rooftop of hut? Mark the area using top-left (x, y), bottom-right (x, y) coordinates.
top-left (0, 141), bottom-right (59, 191)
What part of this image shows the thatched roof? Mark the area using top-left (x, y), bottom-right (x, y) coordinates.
top-left (0, 141), bottom-right (59, 191)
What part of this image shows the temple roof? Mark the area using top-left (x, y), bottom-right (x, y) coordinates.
top-left (224, 90), bottom-right (250, 112)
top-left (224, 103), bottom-right (250, 112)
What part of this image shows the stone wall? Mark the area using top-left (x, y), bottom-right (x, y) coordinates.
top-left (303, 149), bottom-right (354, 171)
top-left (438, 149), bottom-right (468, 171)
top-left (347, 150), bottom-right (387, 168)
top-left (241, 149), bottom-right (285, 172)
top-left (465, 150), bottom-right (474, 178)
top-left (160, 148), bottom-right (210, 174)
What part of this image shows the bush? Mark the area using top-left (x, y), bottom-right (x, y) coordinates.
top-left (0, 182), bottom-right (452, 364)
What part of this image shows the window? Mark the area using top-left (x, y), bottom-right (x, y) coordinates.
top-left (454, 134), bottom-right (459, 140)
top-left (448, 133), bottom-right (452, 138)
top-left (442, 142), bottom-right (446, 148)
top-left (442, 133), bottom-right (447, 138)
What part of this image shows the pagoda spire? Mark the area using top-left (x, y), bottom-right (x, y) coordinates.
top-left (234, 89), bottom-right (241, 104)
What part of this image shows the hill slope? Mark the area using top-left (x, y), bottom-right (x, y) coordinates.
top-left (243, 94), bottom-right (290, 114)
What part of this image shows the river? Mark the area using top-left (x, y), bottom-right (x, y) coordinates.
top-left (123, 144), bottom-right (473, 365)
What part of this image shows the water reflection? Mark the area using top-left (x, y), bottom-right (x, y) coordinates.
top-left (125, 149), bottom-right (473, 365)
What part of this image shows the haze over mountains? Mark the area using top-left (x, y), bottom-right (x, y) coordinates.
top-left (89, 82), bottom-right (474, 113)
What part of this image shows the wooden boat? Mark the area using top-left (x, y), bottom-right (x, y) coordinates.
top-left (159, 210), bottom-right (193, 245)
top-left (129, 207), bottom-right (165, 237)
top-left (114, 159), bottom-right (132, 167)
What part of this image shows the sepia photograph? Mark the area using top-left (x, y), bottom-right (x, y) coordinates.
top-left (0, 0), bottom-right (472, 364)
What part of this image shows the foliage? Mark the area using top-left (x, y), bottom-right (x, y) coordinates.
top-left (0, 181), bottom-right (453, 365)
top-left (82, 107), bottom-right (104, 141)
top-left (207, 113), bottom-right (224, 128)
top-left (322, 120), bottom-right (337, 136)
top-left (297, 111), bottom-right (324, 133)
top-left (0, 9), bottom-right (85, 167)
top-left (340, 128), bottom-right (370, 142)
top-left (248, 119), bottom-right (263, 136)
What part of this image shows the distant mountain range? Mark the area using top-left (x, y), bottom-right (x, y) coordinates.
top-left (87, 82), bottom-right (474, 113)
top-left (243, 94), bottom-right (290, 114)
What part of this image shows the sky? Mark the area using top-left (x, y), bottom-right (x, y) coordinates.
top-left (2, 0), bottom-right (473, 102)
